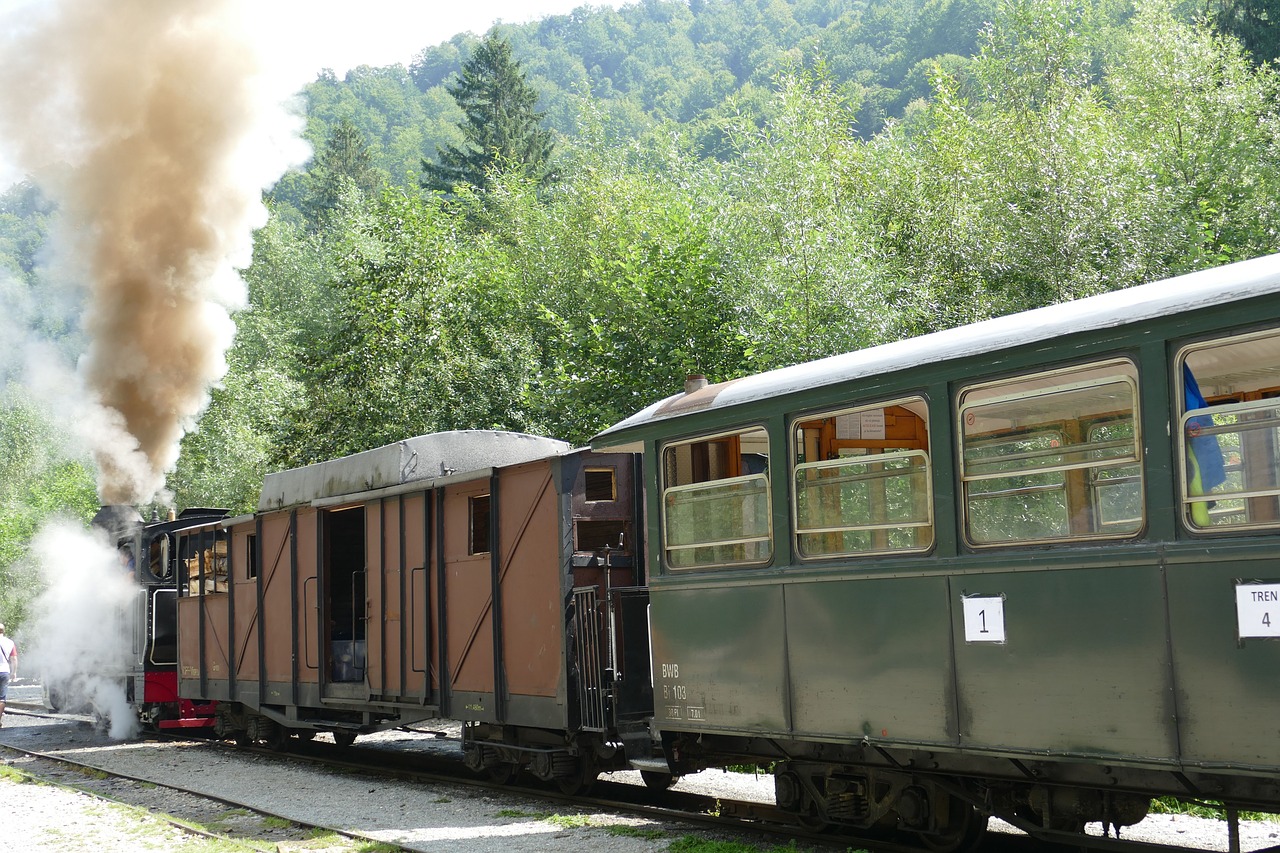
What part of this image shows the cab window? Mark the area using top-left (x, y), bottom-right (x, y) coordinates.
top-left (792, 398), bottom-right (932, 558)
top-left (1179, 328), bottom-right (1280, 531)
top-left (661, 426), bottom-right (771, 569)
top-left (959, 359), bottom-right (1143, 545)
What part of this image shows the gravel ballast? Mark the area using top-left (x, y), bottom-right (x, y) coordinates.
top-left (3, 683), bottom-right (1280, 852)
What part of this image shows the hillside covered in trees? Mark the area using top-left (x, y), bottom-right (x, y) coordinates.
top-left (0, 0), bottom-right (1278, 621)
top-left (282, 0), bottom-right (1000, 200)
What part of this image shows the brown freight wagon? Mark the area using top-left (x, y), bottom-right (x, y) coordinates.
top-left (177, 431), bottom-right (654, 787)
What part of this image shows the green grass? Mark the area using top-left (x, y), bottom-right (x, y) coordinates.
top-left (497, 808), bottom-right (665, 836)
top-left (546, 813), bottom-right (593, 829)
top-left (286, 829), bottom-right (402, 852)
top-left (494, 808), bottom-right (593, 828)
top-left (606, 825), bottom-right (666, 839)
top-left (725, 763), bottom-right (774, 775)
top-left (259, 815), bottom-right (296, 830)
top-left (1150, 797), bottom-right (1280, 822)
top-left (0, 765), bottom-right (31, 783)
top-left (302, 829), bottom-right (344, 842)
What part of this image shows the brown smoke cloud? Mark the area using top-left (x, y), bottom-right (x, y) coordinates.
top-left (0, 0), bottom-right (305, 503)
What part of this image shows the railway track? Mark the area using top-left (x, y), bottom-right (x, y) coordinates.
top-left (0, 704), bottom-right (949, 852)
top-left (1, 704), bottom-right (1271, 853)
top-left (286, 728), bottom-right (1268, 853)
top-left (0, 708), bottom-right (395, 852)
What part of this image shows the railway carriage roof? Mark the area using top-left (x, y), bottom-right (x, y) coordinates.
top-left (593, 253), bottom-right (1280, 447)
top-left (258, 431), bottom-right (570, 511)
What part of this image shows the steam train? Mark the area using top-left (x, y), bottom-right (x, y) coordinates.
top-left (94, 252), bottom-right (1280, 851)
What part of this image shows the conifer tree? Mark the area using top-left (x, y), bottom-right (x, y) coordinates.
top-left (422, 34), bottom-right (554, 195)
top-left (305, 118), bottom-right (381, 223)
top-left (1212, 0), bottom-right (1279, 64)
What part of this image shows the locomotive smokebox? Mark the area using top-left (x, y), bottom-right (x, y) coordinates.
top-left (91, 504), bottom-right (144, 543)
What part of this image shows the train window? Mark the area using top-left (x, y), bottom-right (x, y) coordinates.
top-left (1178, 328), bottom-right (1280, 531)
top-left (661, 426), bottom-right (771, 569)
top-left (149, 537), bottom-right (169, 581)
top-left (245, 534), bottom-right (257, 580)
top-left (791, 398), bottom-right (933, 558)
top-left (577, 519), bottom-right (626, 552)
top-left (1088, 419), bottom-right (1143, 530)
top-left (958, 359), bottom-right (1143, 546)
top-left (469, 495), bottom-right (491, 555)
top-left (584, 468), bottom-right (617, 502)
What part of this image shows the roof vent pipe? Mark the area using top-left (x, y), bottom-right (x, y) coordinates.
top-left (684, 374), bottom-right (708, 394)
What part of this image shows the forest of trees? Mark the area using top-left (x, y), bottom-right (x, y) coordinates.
top-left (0, 0), bottom-right (1278, 624)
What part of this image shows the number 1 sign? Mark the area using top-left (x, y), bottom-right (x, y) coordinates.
top-left (962, 595), bottom-right (1007, 643)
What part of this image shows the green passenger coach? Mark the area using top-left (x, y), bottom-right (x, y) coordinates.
top-left (593, 252), bottom-right (1280, 850)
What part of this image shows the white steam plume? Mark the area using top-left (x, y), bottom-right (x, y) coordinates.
top-left (24, 520), bottom-right (140, 740)
top-left (0, 0), bottom-right (307, 504)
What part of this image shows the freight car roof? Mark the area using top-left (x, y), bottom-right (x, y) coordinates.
top-left (257, 431), bottom-right (570, 511)
top-left (593, 252), bottom-right (1280, 448)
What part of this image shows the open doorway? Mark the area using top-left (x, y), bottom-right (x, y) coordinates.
top-left (324, 507), bottom-right (366, 683)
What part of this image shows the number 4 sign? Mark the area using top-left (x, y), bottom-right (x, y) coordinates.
top-left (1236, 582), bottom-right (1280, 639)
top-left (962, 595), bottom-right (1007, 644)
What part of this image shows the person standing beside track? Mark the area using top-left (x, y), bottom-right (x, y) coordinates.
top-left (0, 624), bottom-right (17, 726)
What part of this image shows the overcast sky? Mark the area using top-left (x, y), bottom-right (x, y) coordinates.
top-left (0, 1), bottom-right (625, 190)
top-left (271, 1), bottom-right (623, 82)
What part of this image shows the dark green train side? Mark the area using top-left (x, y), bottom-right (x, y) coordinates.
top-left (594, 252), bottom-right (1280, 850)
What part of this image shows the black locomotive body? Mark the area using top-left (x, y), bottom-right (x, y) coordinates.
top-left (79, 505), bottom-right (223, 730)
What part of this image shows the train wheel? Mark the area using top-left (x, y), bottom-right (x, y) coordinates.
top-left (917, 797), bottom-right (987, 853)
top-left (487, 762), bottom-right (519, 785)
top-left (333, 731), bottom-right (357, 747)
top-left (797, 808), bottom-right (832, 833)
top-left (264, 723), bottom-right (288, 752)
top-left (245, 716), bottom-right (264, 743)
top-left (557, 760), bottom-right (599, 796)
top-left (640, 770), bottom-right (678, 790)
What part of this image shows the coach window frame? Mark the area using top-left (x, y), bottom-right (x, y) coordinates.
top-left (245, 532), bottom-right (258, 580)
top-left (659, 424), bottom-right (773, 571)
top-left (583, 468), bottom-right (618, 503)
top-left (956, 357), bottom-right (1145, 548)
top-left (1176, 325), bottom-right (1280, 533)
top-left (468, 494), bottom-right (491, 556)
top-left (789, 395), bottom-right (935, 560)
